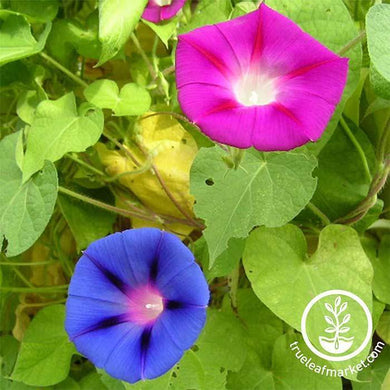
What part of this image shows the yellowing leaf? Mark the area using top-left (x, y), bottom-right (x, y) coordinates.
top-left (97, 114), bottom-right (197, 236)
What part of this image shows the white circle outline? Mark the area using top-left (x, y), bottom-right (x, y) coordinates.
top-left (301, 289), bottom-right (372, 362)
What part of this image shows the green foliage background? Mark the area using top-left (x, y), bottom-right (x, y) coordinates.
top-left (0, 0), bottom-right (389, 389)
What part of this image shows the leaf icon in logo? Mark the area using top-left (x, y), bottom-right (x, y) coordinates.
top-left (341, 314), bottom-right (351, 325)
top-left (339, 302), bottom-right (348, 313)
top-left (339, 327), bottom-right (350, 333)
top-left (325, 303), bottom-right (334, 313)
top-left (325, 316), bottom-right (335, 326)
top-left (325, 327), bottom-right (336, 333)
top-left (335, 296), bottom-right (341, 307)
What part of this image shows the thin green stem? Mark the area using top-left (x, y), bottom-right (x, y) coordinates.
top-left (378, 119), bottom-right (390, 163)
top-left (338, 30), bottom-right (366, 56)
top-left (58, 186), bottom-right (202, 228)
top-left (65, 153), bottom-right (106, 177)
top-left (0, 261), bottom-right (55, 266)
top-left (22, 299), bottom-right (67, 307)
top-left (307, 202), bottom-right (331, 226)
top-left (39, 52), bottom-right (88, 88)
top-left (11, 267), bottom-right (35, 288)
top-left (131, 33), bottom-right (158, 80)
top-left (104, 130), bottom-right (141, 167)
top-left (340, 117), bottom-right (372, 181)
top-left (0, 285), bottom-right (68, 293)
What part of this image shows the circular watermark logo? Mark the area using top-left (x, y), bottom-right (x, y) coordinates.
top-left (301, 290), bottom-right (372, 362)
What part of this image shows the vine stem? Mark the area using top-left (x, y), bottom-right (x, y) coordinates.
top-left (0, 286), bottom-right (68, 293)
top-left (39, 52), bottom-right (88, 88)
top-left (65, 154), bottom-right (106, 177)
top-left (307, 202), bottom-right (331, 226)
top-left (135, 141), bottom-right (203, 228)
top-left (104, 130), bottom-right (141, 167)
top-left (0, 261), bottom-right (55, 266)
top-left (58, 186), bottom-right (202, 228)
top-left (337, 30), bottom-right (366, 56)
top-left (340, 116), bottom-right (372, 181)
top-left (130, 33), bottom-right (158, 80)
top-left (336, 158), bottom-right (390, 224)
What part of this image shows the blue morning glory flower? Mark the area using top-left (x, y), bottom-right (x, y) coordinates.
top-left (65, 228), bottom-right (209, 383)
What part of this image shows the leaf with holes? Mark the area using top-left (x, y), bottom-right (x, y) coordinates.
top-left (190, 146), bottom-right (317, 263)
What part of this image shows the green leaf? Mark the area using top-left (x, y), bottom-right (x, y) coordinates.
top-left (98, 0), bottom-right (148, 66)
top-left (371, 235), bottom-right (390, 305)
top-left (243, 224), bottom-right (373, 327)
top-left (243, 224), bottom-right (374, 377)
top-left (22, 93), bottom-right (104, 181)
top-left (0, 11), bottom-right (51, 65)
top-left (16, 90), bottom-right (47, 125)
top-left (0, 335), bottom-right (20, 377)
top-left (376, 311), bottom-right (390, 344)
top-left (228, 333), bottom-right (342, 390)
top-left (84, 80), bottom-right (151, 116)
top-left (79, 372), bottom-right (107, 390)
top-left (231, 2), bottom-right (257, 18)
top-left (225, 289), bottom-right (284, 367)
top-left (192, 309), bottom-right (247, 389)
top-left (190, 147), bottom-right (317, 263)
top-left (57, 190), bottom-right (115, 251)
top-left (47, 14), bottom-right (102, 67)
top-left (366, 4), bottom-right (390, 99)
top-left (180, 0), bottom-right (232, 33)
top-left (12, 305), bottom-right (76, 386)
top-left (0, 132), bottom-right (58, 257)
top-left (352, 346), bottom-right (390, 390)
top-left (195, 237), bottom-right (245, 279)
top-left (266, 0), bottom-right (362, 154)
top-left (142, 18), bottom-right (178, 48)
top-left (9, 0), bottom-right (59, 23)
top-left (309, 118), bottom-right (376, 221)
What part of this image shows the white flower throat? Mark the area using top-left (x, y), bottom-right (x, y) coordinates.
top-left (155, 0), bottom-right (172, 6)
top-left (234, 73), bottom-right (278, 107)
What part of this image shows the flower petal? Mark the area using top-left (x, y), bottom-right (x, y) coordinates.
top-left (68, 253), bottom-right (129, 304)
top-left (195, 106), bottom-right (256, 148)
top-left (65, 295), bottom-right (130, 340)
top-left (251, 105), bottom-right (310, 151)
top-left (85, 228), bottom-right (163, 288)
top-left (158, 263), bottom-right (209, 306)
top-left (142, 319), bottom-right (183, 379)
top-left (66, 296), bottom-right (144, 383)
top-left (176, 35), bottom-right (233, 89)
top-left (280, 57), bottom-right (349, 105)
top-left (153, 231), bottom-right (195, 286)
top-left (158, 306), bottom-right (206, 350)
top-left (142, 0), bottom-right (186, 23)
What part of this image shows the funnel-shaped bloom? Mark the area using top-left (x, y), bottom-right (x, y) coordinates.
top-left (176, 4), bottom-right (349, 151)
top-left (142, 0), bottom-right (186, 23)
top-left (65, 228), bottom-right (209, 383)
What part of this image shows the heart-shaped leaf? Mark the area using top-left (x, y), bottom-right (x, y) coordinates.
top-left (22, 92), bottom-right (104, 181)
top-left (243, 224), bottom-right (373, 377)
top-left (84, 79), bottom-right (151, 116)
top-left (0, 132), bottom-right (57, 257)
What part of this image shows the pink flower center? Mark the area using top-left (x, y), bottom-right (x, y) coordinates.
top-left (234, 72), bottom-right (278, 107)
top-left (128, 285), bottom-right (164, 325)
top-left (154, 0), bottom-right (172, 6)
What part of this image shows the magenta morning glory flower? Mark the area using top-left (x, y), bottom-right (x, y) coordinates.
top-left (142, 0), bottom-right (186, 23)
top-left (176, 4), bottom-right (349, 151)
top-left (65, 228), bottom-right (209, 383)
